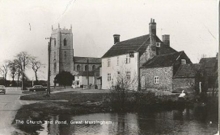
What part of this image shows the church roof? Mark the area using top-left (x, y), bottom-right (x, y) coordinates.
top-left (73, 56), bottom-right (101, 64)
top-left (102, 34), bottom-right (176, 58)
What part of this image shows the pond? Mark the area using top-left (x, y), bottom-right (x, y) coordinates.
top-left (38, 108), bottom-right (218, 135)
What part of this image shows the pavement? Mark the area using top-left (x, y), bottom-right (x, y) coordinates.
top-left (0, 87), bottom-right (39, 135)
top-left (0, 87), bottom-right (110, 135)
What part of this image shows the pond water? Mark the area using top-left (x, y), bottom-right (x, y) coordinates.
top-left (38, 108), bottom-right (218, 135)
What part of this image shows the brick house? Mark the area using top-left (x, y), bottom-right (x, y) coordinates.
top-left (140, 51), bottom-right (192, 92)
top-left (101, 19), bottom-right (178, 90)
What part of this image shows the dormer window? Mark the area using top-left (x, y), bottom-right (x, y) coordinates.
top-left (156, 42), bottom-right (161, 47)
top-left (181, 59), bottom-right (186, 65)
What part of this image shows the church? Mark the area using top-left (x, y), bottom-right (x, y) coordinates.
top-left (49, 24), bottom-right (101, 87)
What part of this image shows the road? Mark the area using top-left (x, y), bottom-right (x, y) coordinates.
top-left (0, 87), bottom-right (35, 135)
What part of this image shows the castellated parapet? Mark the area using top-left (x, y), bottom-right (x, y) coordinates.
top-left (51, 24), bottom-right (72, 34)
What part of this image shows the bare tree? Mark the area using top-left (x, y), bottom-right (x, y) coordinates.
top-left (0, 60), bottom-right (10, 85)
top-left (30, 57), bottom-right (42, 83)
top-left (15, 51), bottom-right (31, 90)
top-left (8, 60), bottom-right (17, 82)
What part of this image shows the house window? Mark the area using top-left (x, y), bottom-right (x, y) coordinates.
top-left (181, 59), bottom-right (186, 65)
top-left (126, 54), bottom-right (130, 64)
top-left (141, 76), bottom-right (146, 89)
top-left (85, 65), bottom-right (88, 71)
top-left (117, 57), bottom-right (119, 66)
top-left (107, 73), bottom-right (111, 81)
top-left (107, 58), bottom-right (111, 67)
top-left (154, 76), bottom-right (159, 84)
top-left (77, 65), bottom-right (80, 71)
top-left (126, 71), bottom-right (131, 80)
top-left (54, 52), bottom-right (56, 60)
top-left (64, 38), bottom-right (67, 46)
top-left (54, 63), bottom-right (56, 74)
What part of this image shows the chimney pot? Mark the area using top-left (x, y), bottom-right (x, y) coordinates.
top-left (162, 35), bottom-right (170, 46)
top-left (149, 18), bottom-right (156, 35)
top-left (113, 34), bottom-right (120, 44)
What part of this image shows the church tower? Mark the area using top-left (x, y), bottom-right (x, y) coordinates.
top-left (50, 24), bottom-right (74, 85)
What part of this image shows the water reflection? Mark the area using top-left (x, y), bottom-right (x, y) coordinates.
top-left (40, 108), bottom-right (217, 135)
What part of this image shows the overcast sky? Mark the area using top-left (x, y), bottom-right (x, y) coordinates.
top-left (0, 0), bottom-right (218, 80)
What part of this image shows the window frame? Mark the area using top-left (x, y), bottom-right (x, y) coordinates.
top-left (125, 54), bottom-right (130, 64)
top-left (126, 71), bottom-right (131, 80)
top-left (154, 76), bottom-right (159, 84)
top-left (107, 73), bottom-right (111, 81)
top-left (107, 58), bottom-right (111, 67)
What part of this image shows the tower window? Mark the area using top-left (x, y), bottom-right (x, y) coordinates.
top-left (64, 51), bottom-right (67, 60)
top-left (54, 39), bottom-right (56, 46)
top-left (85, 65), bottom-right (88, 71)
top-left (64, 38), bottom-right (67, 46)
top-left (77, 65), bottom-right (80, 71)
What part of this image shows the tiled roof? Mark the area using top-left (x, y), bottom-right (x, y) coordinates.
top-left (74, 56), bottom-right (101, 64)
top-left (199, 57), bottom-right (217, 76)
top-left (174, 64), bottom-right (201, 78)
top-left (102, 34), bottom-right (177, 58)
top-left (142, 51), bottom-right (184, 68)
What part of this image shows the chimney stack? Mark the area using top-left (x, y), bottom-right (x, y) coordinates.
top-left (149, 18), bottom-right (156, 35)
top-left (113, 34), bottom-right (120, 44)
top-left (162, 35), bottom-right (170, 46)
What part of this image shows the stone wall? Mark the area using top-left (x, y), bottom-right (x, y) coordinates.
top-left (74, 63), bottom-right (100, 72)
top-left (140, 66), bottom-right (173, 91)
top-left (173, 78), bottom-right (195, 92)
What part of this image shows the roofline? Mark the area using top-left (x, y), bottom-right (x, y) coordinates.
top-left (140, 65), bottom-right (173, 69)
top-left (102, 51), bottom-right (139, 59)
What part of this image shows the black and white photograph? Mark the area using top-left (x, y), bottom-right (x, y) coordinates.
top-left (0, 0), bottom-right (218, 134)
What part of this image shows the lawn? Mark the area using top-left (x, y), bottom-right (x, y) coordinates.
top-left (20, 91), bottom-right (111, 103)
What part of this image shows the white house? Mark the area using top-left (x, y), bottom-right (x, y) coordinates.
top-left (101, 19), bottom-right (178, 90)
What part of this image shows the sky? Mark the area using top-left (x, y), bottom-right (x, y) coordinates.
top-left (0, 0), bottom-right (218, 80)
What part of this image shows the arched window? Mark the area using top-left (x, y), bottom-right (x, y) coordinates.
top-left (64, 51), bottom-right (67, 60)
top-left (77, 65), bottom-right (80, 71)
top-left (92, 65), bottom-right (95, 71)
top-left (85, 65), bottom-right (88, 71)
top-left (64, 38), bottom-right (67, 46)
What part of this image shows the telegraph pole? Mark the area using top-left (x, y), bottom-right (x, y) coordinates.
top-left (45, 37), bottom-right (54, 96)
